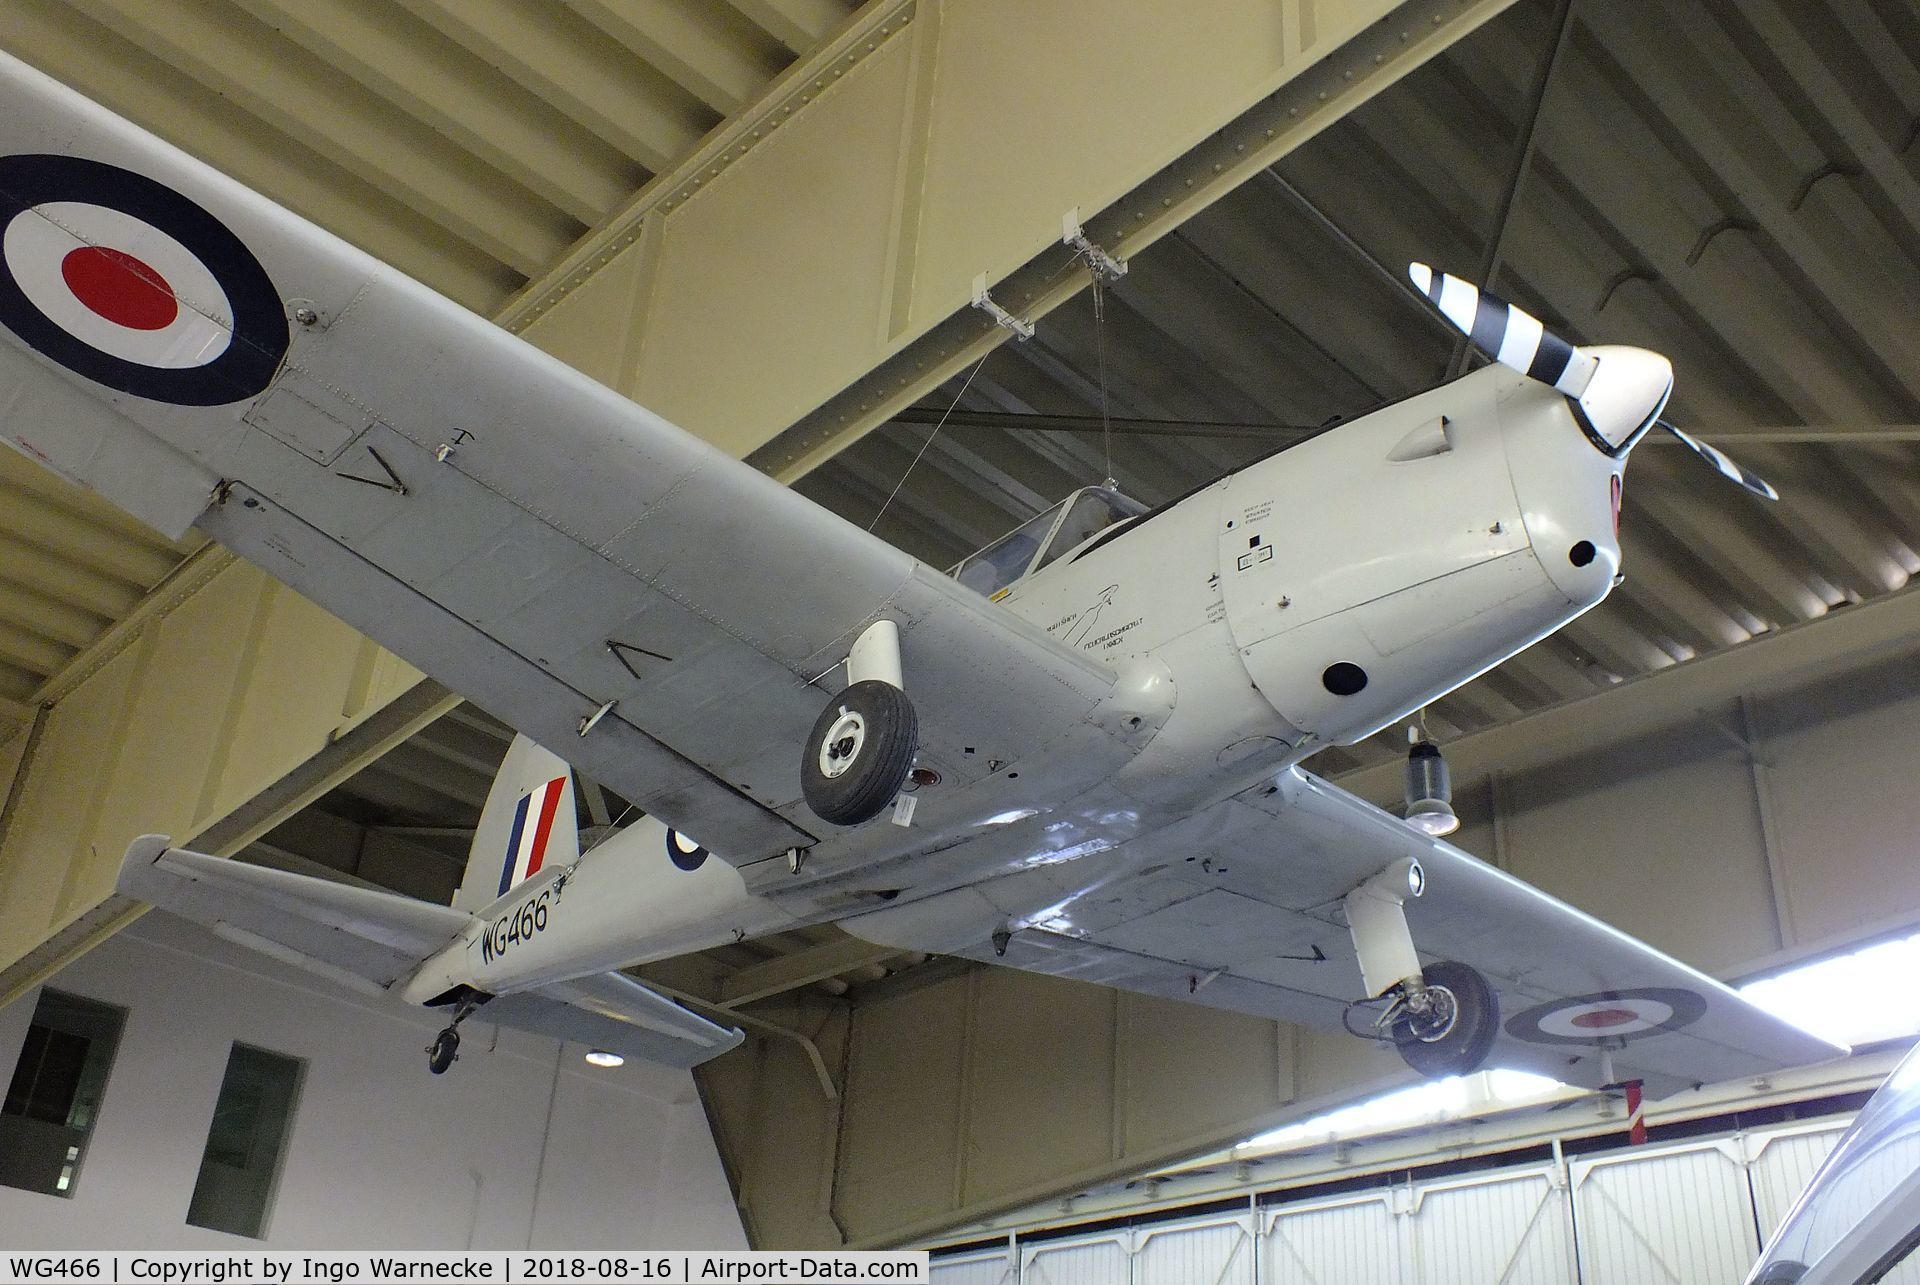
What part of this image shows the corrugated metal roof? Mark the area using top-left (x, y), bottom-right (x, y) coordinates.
top-left (801, 0), bottom-right (1920, 776)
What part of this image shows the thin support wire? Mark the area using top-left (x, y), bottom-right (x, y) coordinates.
top-left (867, 349), bottom-right (993, 533)
top-left (1092, 272), bottom-right (1115, 487)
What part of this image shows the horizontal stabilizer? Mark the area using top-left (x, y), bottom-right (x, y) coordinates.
top-left (489, 973), bottom-right (745, 1070)
top-left (119, 837), bottom-right (743, 1069)
top-left (118, 835), bottom-right (470, 990)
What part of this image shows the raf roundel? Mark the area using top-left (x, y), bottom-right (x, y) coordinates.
top-left (666, 829), bottom-right (710, 873)
top-left (1506, 988), bottom-right (1708, 1047)
top-left (0, 154), bottom-right (288, 405)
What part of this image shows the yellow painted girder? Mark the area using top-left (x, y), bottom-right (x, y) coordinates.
top-left (724, 0), bottom-right (849, 57)
top-left (394, 0), bottom-right (712, 174)
top-left (0, 483), bottom-right (180, 587)
top-left (229, 0), bottom-right (633, 225)
top-left (65, 0), bottom-right (568, 276)
top-left (504, 0), bottom-right (1521, 481)
top-left (0, 559), bottom-right (444, 986)
top-left (0, 0), bottom-right (511, 309)
top-left (567, 0), bottom-right (786, 116)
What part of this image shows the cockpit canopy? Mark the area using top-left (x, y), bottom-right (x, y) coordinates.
top-left (952, 486), bottom-right (1146, 598)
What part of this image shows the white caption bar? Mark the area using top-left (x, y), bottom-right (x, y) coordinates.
top-left (0, 1252), bottom-right (930, 1284)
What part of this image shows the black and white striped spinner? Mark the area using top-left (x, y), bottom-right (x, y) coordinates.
top-left (1409, 263), bottom-right (1596, 397)
top-left (1661, 421), bottom-right (1780, 501)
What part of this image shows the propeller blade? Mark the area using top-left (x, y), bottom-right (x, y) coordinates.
top-left (1409, 263), bottom-right (1597, 396)
top-left (1657, 420), bottom-right (1780, 501)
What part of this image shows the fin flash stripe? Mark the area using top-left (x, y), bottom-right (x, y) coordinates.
top-left (497, 775), bottom-right (567, 896)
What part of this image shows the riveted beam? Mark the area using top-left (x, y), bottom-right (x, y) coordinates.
top-left (737, 0), bottom-right (1523, 482)
top-left (498, 0), bottom-right (1520, 477)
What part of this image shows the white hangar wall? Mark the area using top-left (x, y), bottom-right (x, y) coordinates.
top-left (0, 914), bottom-right (744, 1250)
top-left (929, 1118), bottom-right (1920, 1285)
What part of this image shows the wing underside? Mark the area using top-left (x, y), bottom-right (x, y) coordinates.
top-left (850, 771), bottom-right (1843, 1097)
top-left (0, 52), bottom-right (1131, 871)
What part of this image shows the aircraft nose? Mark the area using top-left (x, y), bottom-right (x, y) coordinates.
top-left (1570, 345), bottom-right (1672, 456)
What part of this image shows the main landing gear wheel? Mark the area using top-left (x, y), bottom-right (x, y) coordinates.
top-left (427, 1027), bottom-right (460, 1075)
top-left (1389, 960), bottom-right (1499, 1079)
top-left (802, 679), bottom-right (918, 826)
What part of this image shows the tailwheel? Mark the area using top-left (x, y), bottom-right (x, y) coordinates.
top-left (1388, 960), bottom-right (1499, 1079)
top-left (801, 679), bottom-right (918, 826)
top-left (427, 1027), bottom-right (460, 1075)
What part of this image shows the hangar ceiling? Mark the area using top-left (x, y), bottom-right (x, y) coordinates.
top-left (0, 0), bottom-right (861, 312)
top-left (2, 0), bottom-right (1919, 1234)
top-left (795, 0), bottom-right (1920, 776)
top-left (0, 0), bottom-right (863, 743)
top-left (2, 0), bottom-right (1917, 994)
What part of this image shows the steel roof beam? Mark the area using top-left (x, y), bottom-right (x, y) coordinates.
top-left (64, 0), bottom-right (567, 277)
top-left (1579, 1), bottom-right (1920, 416)
top-left (494, 0), bottom-right (1520, 477)
top-left (722, 0), bottom-right (849, 58)
top-left (0, 0), bottom-right (510, 309)
top-left (228, 0), bottom-right (630, 225)
top-left (567, 0), bottom-right (783, 117)
top-left (393, 0), bottom-right (710, 175)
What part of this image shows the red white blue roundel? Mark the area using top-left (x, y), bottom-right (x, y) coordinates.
top-left (1507, 988), bottom-right (1707, 1046)
top-left (0, 154), bottom-right (287, 405)
top-left (666, 828), bottom-right (710, 872)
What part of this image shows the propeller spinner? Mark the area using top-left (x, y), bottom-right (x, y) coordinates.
top-left (1408, 263), bottom-right (1778, 501)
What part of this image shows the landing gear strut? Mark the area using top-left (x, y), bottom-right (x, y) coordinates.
top-left (426, 995), bottom-right (484, 1075)
top-left (1343, 858), bottom-right (1499, 1079)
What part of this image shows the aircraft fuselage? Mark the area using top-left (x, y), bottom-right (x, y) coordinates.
top-left (403, 359), bottom-right (1631, 1006)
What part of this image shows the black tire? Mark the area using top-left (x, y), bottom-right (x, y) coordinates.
top-left (801, 680), bottom-right (918, 826)
top-left (1391, 960), bottom-right (1499, 1079)
top-left (428, 1029), bottom-right (459, 1075)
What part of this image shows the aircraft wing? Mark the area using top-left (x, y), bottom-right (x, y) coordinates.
top-left (117, 836), bottom-right (742, 1069)
top-left (848, 770), bottom-right (1843, 1097)
top-left (0, 53), bottom-right (1141, 866)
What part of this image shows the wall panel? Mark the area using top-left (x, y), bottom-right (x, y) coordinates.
top-left (0, 559), bottom-right (444, 988)
top-left (0, 914), bottom-right (743, 1249)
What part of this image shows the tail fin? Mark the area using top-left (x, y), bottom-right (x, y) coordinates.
top-left (456, 734), bottom-right (578, 913)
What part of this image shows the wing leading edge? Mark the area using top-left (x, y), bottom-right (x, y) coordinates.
top-left (847, 771), bottom-right (1842, 1097)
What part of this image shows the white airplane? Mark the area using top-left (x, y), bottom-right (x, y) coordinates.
top-left (0, 51), bottom-right (1842, 1091)
top-left (1748, 1039), bottom-right (1920, 1283)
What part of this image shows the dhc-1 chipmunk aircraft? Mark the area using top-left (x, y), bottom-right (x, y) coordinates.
top-left (0, 51), bottom-right (1842, 1089)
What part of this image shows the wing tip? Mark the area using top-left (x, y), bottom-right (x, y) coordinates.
top-left (116, 833), bottom-right (174, 895)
